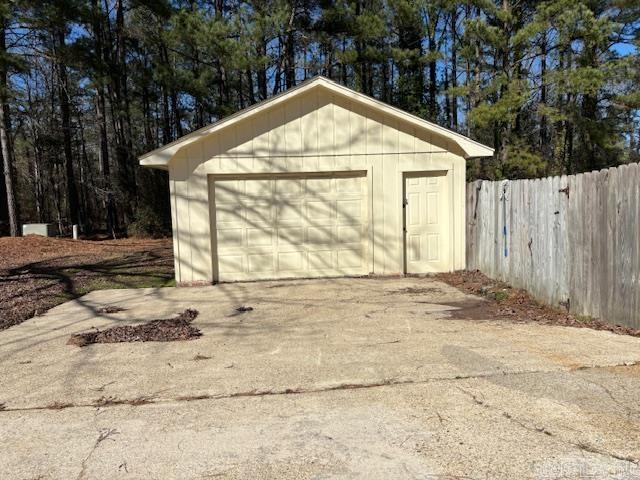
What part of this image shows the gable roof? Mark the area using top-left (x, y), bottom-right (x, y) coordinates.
top-left (139, 76), bottom-right (494, 170)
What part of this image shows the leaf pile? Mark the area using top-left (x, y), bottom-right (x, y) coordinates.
top-left (68, 309), bottom-right (200, 347)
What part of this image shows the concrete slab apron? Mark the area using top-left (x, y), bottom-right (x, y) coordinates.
top-left (2, 277), bottom-right (640, 479)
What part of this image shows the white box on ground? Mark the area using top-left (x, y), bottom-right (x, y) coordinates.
top-left (22, 223), bottom-right (57, 237)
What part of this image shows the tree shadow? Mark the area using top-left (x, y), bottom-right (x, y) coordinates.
top-left (0, 243), bottom-right (174, 332)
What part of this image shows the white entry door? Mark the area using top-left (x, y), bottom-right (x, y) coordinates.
top-left (213, 173), bottom-right (368, 281)
top-left (404, 171), bottom-right (451, 273)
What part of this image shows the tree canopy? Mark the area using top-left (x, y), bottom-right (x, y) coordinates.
top-left (0, 0), bottom-right (638, 236)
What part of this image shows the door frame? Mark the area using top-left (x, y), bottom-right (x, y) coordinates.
top-left (399, 169), bottom-right (454, 274)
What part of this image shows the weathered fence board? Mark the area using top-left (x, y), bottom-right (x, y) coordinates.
top-left (466, 163), bottom-right (640, 329)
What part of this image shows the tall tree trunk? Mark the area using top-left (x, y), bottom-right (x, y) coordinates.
top-left (469, 6), bottom-right (481, 137)
top-left (354, 0), bottom-right (365, 93)
top-left (91, 0), bottom-right (116, 233)
top-left (381, 59), bottom-right (390, 103)
top-left (0, 18), bottom-right (19, 237)
top-left (561, 49), bottom-right (574, 174)
top-left (428, 34), bottom-right (437, 120)
top-left (0, 104), bottom-right (15, 236)
top-left (107, 0), bottom-right (137, 222)
top-left (0, 14), bottom-right (15, 236)
top-left (171, 90), bottom-right (183, 137)
top-left (0, 153), bottom-right (9, 234)
top-left (256, 38), bottom-right (268, 100)
top-left (497, 0), bottom-right (512, 169)
top-left (539, 32), bottom-right (549, 161)
top-left (450, 7), bottom-right (458, 131)
top-left (141, 76), bottom-right (154, 148)
top-left (29, 147), bottom-right (43, 222)
top-left (96, 86), bottom-right (118, 236)
top-left (162, 86), bottom-right (171, 143)
top-left (55, 28), bottom-right (80, 227)
top-left (77, 111), bottom-right (90, 230)
top-left (340, 38), bottom-right (347, 84)
top-left (246, 68), bottom-right (255, 105)
top-left (284, 6), bottom-right (296, 89)
top-left (443, 63), bottom-right (450, 127)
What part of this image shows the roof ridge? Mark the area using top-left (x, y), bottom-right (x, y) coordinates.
top-left (139, 76), bottom-right (493, 168)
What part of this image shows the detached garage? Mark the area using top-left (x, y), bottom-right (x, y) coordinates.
top-left (140, 76), bottom-right (493, 284)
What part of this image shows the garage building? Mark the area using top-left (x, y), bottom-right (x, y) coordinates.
top-left (140, 76), bottom-right (494, 284)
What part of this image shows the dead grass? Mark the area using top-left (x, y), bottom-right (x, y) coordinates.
top-left (0, 236), bottom-right (174, 330)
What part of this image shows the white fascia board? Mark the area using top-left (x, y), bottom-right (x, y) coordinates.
top-left (139, 76), bottom-right (494, 169)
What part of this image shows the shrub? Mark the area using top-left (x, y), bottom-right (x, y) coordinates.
top-left (127, 205), bottom-right (167, 238)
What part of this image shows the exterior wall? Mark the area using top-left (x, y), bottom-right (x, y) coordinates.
top-left (168, 88), bottom-right (466, 283)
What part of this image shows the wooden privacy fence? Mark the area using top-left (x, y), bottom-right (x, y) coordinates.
top-left (466, 162), bottom-right (640, 329)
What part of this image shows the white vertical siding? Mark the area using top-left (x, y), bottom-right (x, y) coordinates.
top-left (168, 90), bottom-right (464, 284)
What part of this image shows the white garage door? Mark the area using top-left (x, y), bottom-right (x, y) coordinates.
top-left (213, 173), bottom-right (369, 281)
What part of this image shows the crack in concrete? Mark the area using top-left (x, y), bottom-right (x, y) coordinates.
top-left (2, 360), bottom-right (639, 414)
top-left (457, 387), bottom-right (554, 437)
top-left (0, 369), bottom-right (545, 413)
top-left (457, 386), bottom-right (640, 466)
top-left (579, 377), bottom-right (640, 420)
top-left (572, 441), bottom-right (640, 465)
top-left (76, 428), bottom-right (119, 480)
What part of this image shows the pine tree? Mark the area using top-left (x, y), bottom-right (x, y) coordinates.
top-left (0, 0), bottom-right (18, 235)
top-left (1, 0), bottom-right (639, 236)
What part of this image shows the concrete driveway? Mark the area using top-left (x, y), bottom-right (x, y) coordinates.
top-left (2, 277), bottom-right (640, 479)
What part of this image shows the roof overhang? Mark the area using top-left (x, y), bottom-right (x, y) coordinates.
top-left (139, 76), bottom-right (494, 170)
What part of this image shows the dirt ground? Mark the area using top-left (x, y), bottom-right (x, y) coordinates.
top-left (0, 236), bottom-right (174, 330)
top-left (436, 270), bottom-right (640, 337)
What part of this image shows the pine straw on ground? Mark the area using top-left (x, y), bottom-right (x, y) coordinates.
top-left (0, 236), bottom-right (174, 331)
top-left (436, 270), bottom-right (640, 338)
top-left (68, 309), bottom-right (200, 347)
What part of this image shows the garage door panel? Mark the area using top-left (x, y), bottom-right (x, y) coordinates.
top-left (275, 179), bottom-right (303, 195)
top-left (214, 173), bottom-right (367, 281)
top-left (306, 200), bottom-right (335, 220)
top-left (215, 180), bottom-right (244, 202)
top-left (336, 200), bottom-right (362, 224)
top-left (308, 250), bottom-right (335, 270)
top-left (306, 177), bottom-right (333, 195)
top-left (247, 253), bottom-right (274, 272)
top-left (336, 177), bottom-right (361, 193)
top-left (218, 255), bottom-right (244, 274)
top-left (277, 227), bottom-right (304, 245)
top-left (246, 228), bottom-right (273, 247)
top-left (245, 179), bottom-right (273, 197)
top-left (337, 249), bottom-right (363, 268)
top-left (306, 226), bottom-right (334, 245)
top-left (217, 227), bottom-right (244, 246)
top-left (277, 251), bottom-right (305, 271)
top-left (337, 225), bottom-right (361, 244)
top-left (276, 202), bottom-right (304, 224)
top-left (215, 205), bottom-right (243, 224)
top-left (245, 202), bottom-right (273, 222)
